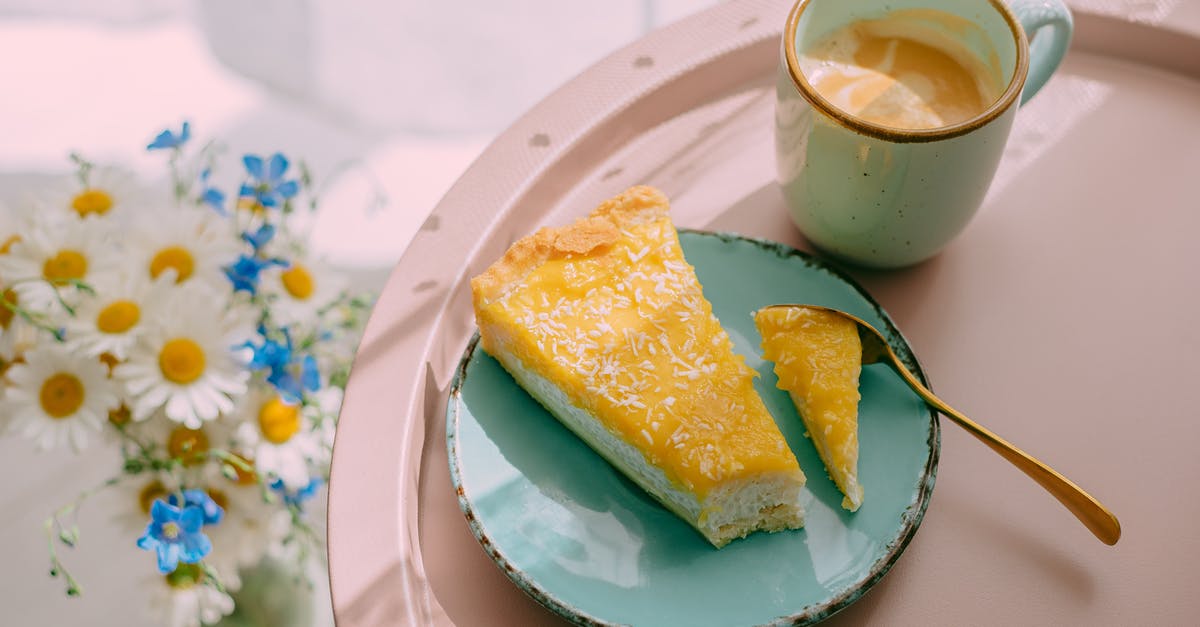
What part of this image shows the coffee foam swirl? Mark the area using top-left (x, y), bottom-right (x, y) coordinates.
top-left (799, 13), bottom-right (1003, 130)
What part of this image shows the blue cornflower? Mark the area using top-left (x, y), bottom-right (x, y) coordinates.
top-left (136, 500), bottom-right (211, 574)
top-left (224, 254), bottom-right (286, 295)
top-left (239, 153), bottom-right (300, 209)
top-left (271, 477), bottom-right (323, 509)
top-left (198, 168), bottom-right (226, 214)
top-left (167, 489), bottom-right (224, 526)
top-left (147, 121), bottom-right (191, 150)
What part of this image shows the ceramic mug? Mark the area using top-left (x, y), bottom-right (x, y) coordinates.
top-left (775, 0), bottom-right (1073, 268)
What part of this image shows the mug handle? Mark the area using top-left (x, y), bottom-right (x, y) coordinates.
top-left (1008, 0), bottom-right (1074, 105)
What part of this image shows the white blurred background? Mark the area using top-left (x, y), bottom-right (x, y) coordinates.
top-left (0, 1), bottom-right (718, 625)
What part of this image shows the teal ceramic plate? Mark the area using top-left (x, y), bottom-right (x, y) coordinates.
top-left (447, 231), bottom-right (939, 626)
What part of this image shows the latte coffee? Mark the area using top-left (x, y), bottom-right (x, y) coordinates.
top-left (798, 11), bottom-right (1004, 130)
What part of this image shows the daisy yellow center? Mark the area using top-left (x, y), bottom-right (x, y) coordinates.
top-left (281, 265), bottom-right (315, 300)
top-left (149, 246), bottom-right (195, 284)
top-left (96, 300), bottom-right (140, 334)
top-left (138, 480), bottom-right (168, 515)
top-left (165, 563), bottom-right (203, 590)
top-left (0, 234), bottom-right (20, 255)
top-left (207, 488), bottom-right (229, 513)
top-left (258, 397), bottom-right (301, 444)
top-left (159, 338), bottom-right (206, 384)
top-left (43, 250), bottom-right (88, 285)
top-left (71, 189), bottom-right (114, 217)
top-left (39, 373), bottom-right (85, 419)
top-left (99, 352), bottom-right (121, 375)
top-left (167, 426), bottom-right (210, 465)
top-left (108, 403), bottom-right (131, 426)
top-left (0, 288), bottom-right (16, 329)
top-left (227, 454), bottom-right (258, 485)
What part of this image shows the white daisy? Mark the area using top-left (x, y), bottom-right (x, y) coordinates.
top-left (43, 165), bottom-right (148, 223)
top-left (233, 387), bottom-right (324, 490)
top-left (129, 209), bottom-right (239, 296)
top-left (64, 272), bottom-right (169, 360)
top-left (262, 254), bottom-right (344, 328)
top-left (3, 345), bottom-right (120, 451)
top-left (115, 287), bottom-right (252, 428)
top-left (145, 564), bottom-right (235, 627)
top-left (0, 214), bottom-right (120, 312)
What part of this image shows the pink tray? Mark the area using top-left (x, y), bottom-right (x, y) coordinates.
top-left (329, 1), bottom-right (1200, 624)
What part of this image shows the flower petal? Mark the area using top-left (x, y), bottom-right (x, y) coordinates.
top-left (136, 528), bottom-right (157, 550)
top-left (266, 153), bottom-right (289, 182)
top-left (180, 531), bottom-right (212, 563)
top-left (179, 505), bottom-right (204, 533)
top-left (156, 542), bottom-right (182, 574)
top-left (275, 179), bottom-right (300, 199)
top-left (147, 130), bottom-right (174, 150)
top-left (151, 499), bottom-right (180, 523)
top-left (242, 154), bottom-right (264, 180)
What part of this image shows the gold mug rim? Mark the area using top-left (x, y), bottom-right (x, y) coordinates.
top-left (782, 0), bottom-right (1031, 143)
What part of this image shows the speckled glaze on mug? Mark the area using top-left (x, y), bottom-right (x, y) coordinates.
top-left (776, 0), bottom-right (1072, 268)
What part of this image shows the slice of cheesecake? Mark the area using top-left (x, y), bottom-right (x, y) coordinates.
top-left (471, 186), bottom-right (806, 547)
top-left (754, 306), bottom-right (864, 512)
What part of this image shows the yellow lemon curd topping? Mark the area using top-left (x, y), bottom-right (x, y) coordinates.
top-left (755, 306), bottom-right (864, 511)
top-left (473, 187), bottom-right (800, 497)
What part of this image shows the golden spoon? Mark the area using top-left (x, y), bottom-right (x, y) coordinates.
top-left (763, 304), bottom-right (1121, 545)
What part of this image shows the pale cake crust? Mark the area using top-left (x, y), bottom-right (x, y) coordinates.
top-left (471, 185), bottom-right (670, 308)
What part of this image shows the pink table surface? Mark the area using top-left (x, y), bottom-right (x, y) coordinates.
top-left (328, 1), bottom-right (1200, 625)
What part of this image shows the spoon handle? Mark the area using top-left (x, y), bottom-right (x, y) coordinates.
top-left (888, 360), bottom-right (1122, 545)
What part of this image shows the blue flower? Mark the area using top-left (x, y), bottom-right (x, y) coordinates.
top-left (224, 254), bottom-right (286, 295)
top-left (239, 153), bottom-right (300, 209)
top-left (240, 326), bottom-right (294, 373)
top-left (167, 489), bottom-right (224, 526)
top-left (266, 353), bottom-right (321, 403)
top-left (136, 500), bottom-right (211, 574)
top-left (198, 168), bottom-right (226, 214)
top-left (147, 121), bottom-right (191, 151)
top-left (242, 224), bottom-right (276, 253)
top-left (240, 328), bottom-right (320, 402)
top-left (271, 477), bottom-right (322, 509)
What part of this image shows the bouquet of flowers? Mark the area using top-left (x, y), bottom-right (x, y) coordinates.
top-left (0, 122), bottom-right (372, 626)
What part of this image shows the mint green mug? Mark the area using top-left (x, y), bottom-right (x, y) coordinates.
top-left (776, 0), bottom-right (1072, 268)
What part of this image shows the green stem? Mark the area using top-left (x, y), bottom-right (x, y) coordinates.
top-left (44, 476), bottom-right (122, 597)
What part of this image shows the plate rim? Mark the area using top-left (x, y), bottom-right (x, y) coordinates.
top-left (446, 229), bottom-right (941, 627)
